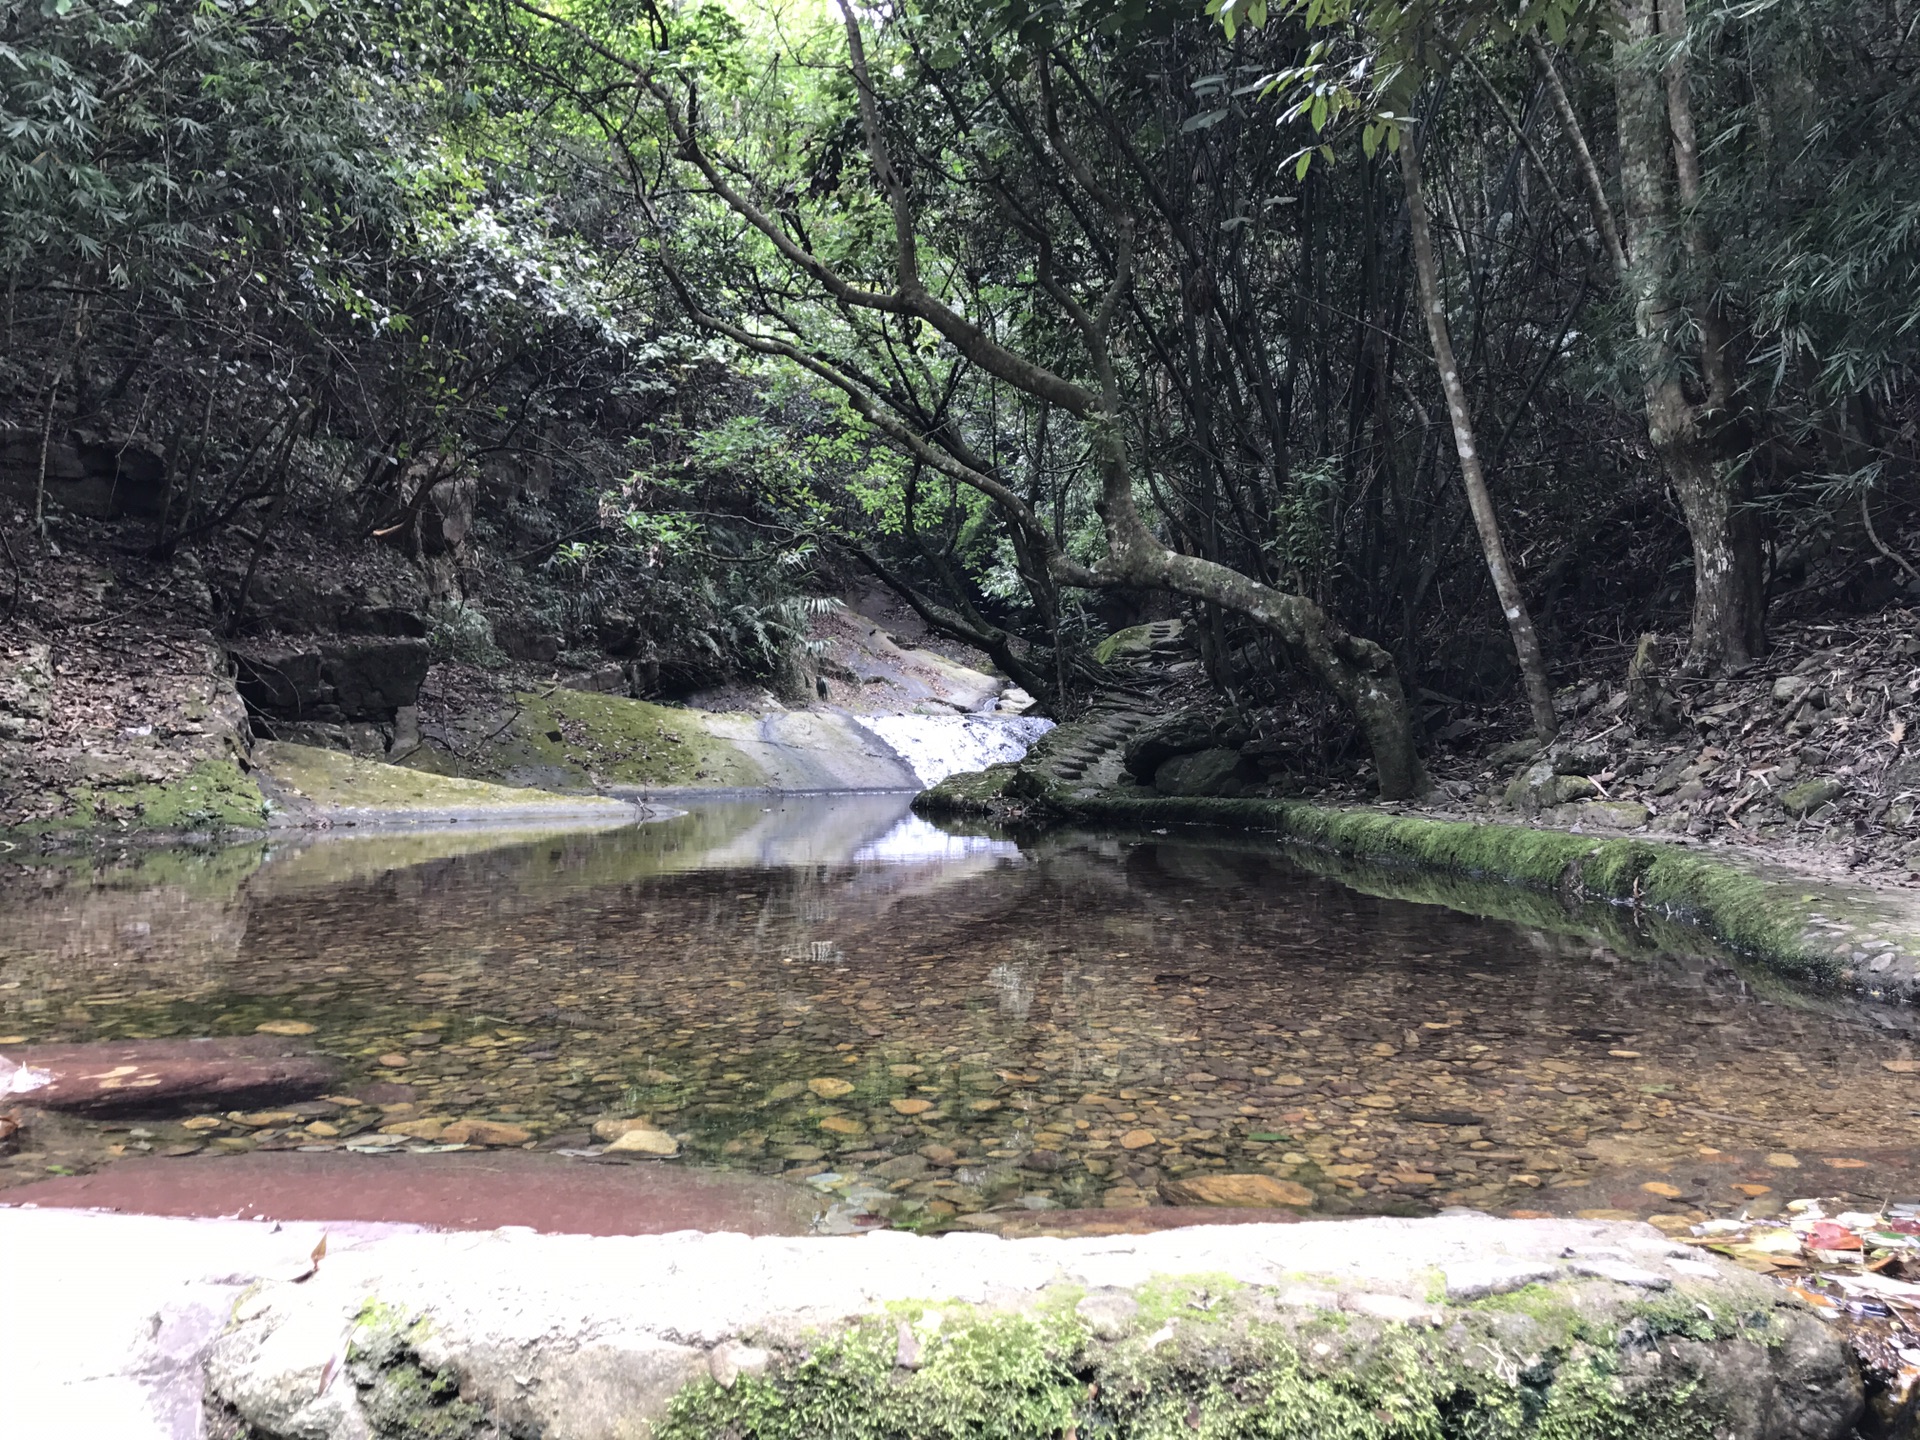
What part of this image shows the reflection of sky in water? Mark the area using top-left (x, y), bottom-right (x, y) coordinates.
top-left (853, 813), bottom-right (1023, 865)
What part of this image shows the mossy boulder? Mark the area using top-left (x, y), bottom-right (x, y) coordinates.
top-left (50, 757), bottom-right (268, 835)
top-left (916, 762), bottom-right (1020, 815)
top-left (1154, 747), bottom-right (1247, 797)
top-left (1504, 761), bottom-right (1600, 815)
top-left (1779, 779), bottom-right (1843, 819)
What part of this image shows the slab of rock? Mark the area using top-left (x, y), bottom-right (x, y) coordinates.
top-left (1159, 1173), bottom-right (1315, 1208)
top-left (7, 1038), bottom-right (338, 1116)
top-left (1548, 799), bottom-right (1650, 831)
top-left (1444, 1258), bottom-right (1559, 1301)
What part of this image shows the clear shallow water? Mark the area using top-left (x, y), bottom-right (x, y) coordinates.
top-left (3, 795), bottom-right (1918, 1222)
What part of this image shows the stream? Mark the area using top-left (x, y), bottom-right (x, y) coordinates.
top-left (3, 793), bottom-right (1919, 1229)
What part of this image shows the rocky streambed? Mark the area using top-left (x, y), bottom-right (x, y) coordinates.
top-left (5, 795), bottom-right (1920, 1433)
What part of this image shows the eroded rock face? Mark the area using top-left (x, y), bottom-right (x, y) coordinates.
top-left (1122, 710), bottom-right (1218, 783)
top-left (232, 637), bottom-right (430, 722)
top-left (0, 426), bottom-right (167, 518)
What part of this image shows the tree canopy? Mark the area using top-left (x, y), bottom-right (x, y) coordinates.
top-left (4, 0), bottom-right (1916, 789)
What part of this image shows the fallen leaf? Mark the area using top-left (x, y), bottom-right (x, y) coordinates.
top-left (1806, 1222), bottom-right (1863, 1252)
top-left (1733, 1184), bottom-right (1772, 1197)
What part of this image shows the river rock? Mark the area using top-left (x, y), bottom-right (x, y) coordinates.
top-left (440, 1120), bottom-right (533, 1147)
top-left (603, 1127), bottom-right (680, 1158)
top-left (1160, 1173), bottom-right (1314, 1208)
top-left (1153, 747), bottom-right (1245, 797)
top-left (8, 1038), bottom-right (338, 1116)
top-left (1780, 779), bottom-right (1844, 818)
top-left (1503, 761), bottom-right (1599, 814)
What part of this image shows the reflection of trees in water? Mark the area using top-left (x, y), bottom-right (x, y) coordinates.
top-left (986, 958), bottom-right (1037, 1020)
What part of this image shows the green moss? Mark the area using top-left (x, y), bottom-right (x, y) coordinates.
top-left (347, 1301), bottom-right (493, 1440)
top-left (916, 762), bottom-right (1019, 814)
top-left (1059, 793), bottom-right (1905, 996)
top-left (658, 1283), bottom-right (1769, 1440)
top-left (667, 1309), bottom-right (1087, 1440)
top-left (52, 757), bottom-right (267, 835)
top-left (400, 689), bottom-right (769, 790)
top-left (1093, 624), bottom-right (1159, 666)
top-left (254, 740), bottom-right (629, 814)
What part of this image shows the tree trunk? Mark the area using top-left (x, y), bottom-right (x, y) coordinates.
top-left (1090, 435), bottom-right (1428, 799)
top-left (1612, 0), bottom-right (1764, 669)
top-left (1400, 134), bottom-right (1558, 740)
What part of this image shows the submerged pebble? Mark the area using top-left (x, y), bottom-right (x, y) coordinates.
top-left (2, 799), bottom-right (1918, 1227)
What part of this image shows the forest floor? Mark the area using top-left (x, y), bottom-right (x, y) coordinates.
top-left (1299, 610), bottom-right (1920, 896)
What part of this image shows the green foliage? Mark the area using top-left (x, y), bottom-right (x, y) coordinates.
top-left (427, 600), bottom-right (506, 668)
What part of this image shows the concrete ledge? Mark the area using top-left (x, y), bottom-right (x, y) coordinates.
top-left (4, 1210), bottom-right (1844, 1440)
top-left (0, 1210), bottom-right (1866, 1439)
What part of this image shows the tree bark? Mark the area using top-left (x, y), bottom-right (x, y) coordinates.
top-left (1611, 0), bottom-right (1764, 669)
top-left (1401, 133), bottom-right (1558, 740)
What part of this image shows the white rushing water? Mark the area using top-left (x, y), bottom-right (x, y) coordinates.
top-left (857, 712), bottom-right (1054, 789)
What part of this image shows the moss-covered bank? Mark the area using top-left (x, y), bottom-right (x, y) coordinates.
top-left (6, 755), bottom-right (270, 842)
top-left (921, 779), bottom-right (1920, 1004)
top-left (658, 1283), bottom-right (1837, 1440)
top-left (306, 1273), bottom-right (1855, 1440)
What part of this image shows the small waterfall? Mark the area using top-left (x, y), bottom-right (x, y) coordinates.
top-left (858, 713), bottom-right (1054, 789)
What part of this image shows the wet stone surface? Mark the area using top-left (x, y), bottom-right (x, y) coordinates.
top-left (3, 795), bottom-right (1920, 1233)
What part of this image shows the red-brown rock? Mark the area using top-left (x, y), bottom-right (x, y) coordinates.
top-left (11, 1038), bottom-right (338, 1116)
